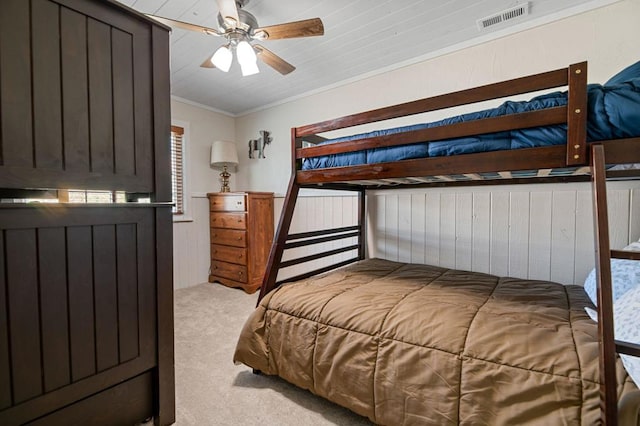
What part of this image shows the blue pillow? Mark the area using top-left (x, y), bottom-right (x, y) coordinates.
top-left (605, 60), bottom-right (640, 86)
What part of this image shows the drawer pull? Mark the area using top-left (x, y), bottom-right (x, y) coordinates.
top-left (238, 237), bottom-right (242, 240)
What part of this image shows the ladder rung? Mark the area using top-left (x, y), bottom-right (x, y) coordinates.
top-left (611, 250), bottom-right (640, 261)
top-left (616, 340), bottom-right (640, 357)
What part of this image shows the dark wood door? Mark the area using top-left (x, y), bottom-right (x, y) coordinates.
top-left (0, 206), bottom-right (163, 425)
top-left (0, 0), bottom-right (168, 194)
top-left (0, 0), bottom-right (174, 424)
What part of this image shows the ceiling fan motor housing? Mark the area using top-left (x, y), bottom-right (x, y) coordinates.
top-left (218, 1), bottom-right (258, 35)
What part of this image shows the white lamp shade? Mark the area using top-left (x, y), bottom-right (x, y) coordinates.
top-left (236, 41), bottom-right (257, 66)
top-left (211, 46), bottom-right (232, 72)
top-left (240, 61), bottom-right (260, 76)
top-left (210, 141), bottom-right (239, 170)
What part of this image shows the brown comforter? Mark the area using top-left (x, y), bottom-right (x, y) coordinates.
top-left (234, 259), bottom-right (637, 425)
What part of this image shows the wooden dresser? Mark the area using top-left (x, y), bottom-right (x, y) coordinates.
top-left (208, 192), bottom-right (274, 293)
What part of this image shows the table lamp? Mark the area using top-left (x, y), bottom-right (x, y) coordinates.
top-left (210, 141), bottom-right (239, 192)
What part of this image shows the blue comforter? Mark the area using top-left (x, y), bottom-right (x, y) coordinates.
top-left (302, 61), bottom-right (640, 170)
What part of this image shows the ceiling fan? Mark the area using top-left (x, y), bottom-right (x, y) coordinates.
top-left (147, 0), bottom-right (324, 76)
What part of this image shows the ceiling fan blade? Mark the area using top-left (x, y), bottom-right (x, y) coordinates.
top-left (200, 53), bottom-right (216, 69)
top-left (254, 45), bottom-right (295, 75)
top-left (216, 0), bottom-right (239, 27)
top-left (146, 14), bottom-right (222, 36)
top-left (254, 18), bottom-right (324, 40)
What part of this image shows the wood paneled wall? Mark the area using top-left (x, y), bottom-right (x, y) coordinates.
top-left (276, 194), bottom-right (360, 281)
top-left (173, 197), bottom-right (213, 290)
top-left (172, 194), bottom-right (360, 289)
top-left (368, 181), bottom-right (640, 285)
top-left (175, 181), bottom-right (639, 289)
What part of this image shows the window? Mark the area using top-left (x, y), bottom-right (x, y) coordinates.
top-left (171, 125), bottom-right (185, 215)
top-left (2, 189), bottom-right (127, 204)
top-left (66, 190), bottom-right (126, 203)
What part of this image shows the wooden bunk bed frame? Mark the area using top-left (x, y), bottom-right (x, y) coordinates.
top-left (258, 61), bottom-right (640, 424)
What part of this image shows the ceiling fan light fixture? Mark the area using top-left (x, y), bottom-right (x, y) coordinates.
top-left (240, 61), bottom-right (260, 76)
top-left (155, 0), bottom-right (324, 77)
top-left (236, 40), bottom-right (257, 66)
top-left (236, 40), bottom-right (259, 76)
top-left (211, 45), bottom-right (232, 72)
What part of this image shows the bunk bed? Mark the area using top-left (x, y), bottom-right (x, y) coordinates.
top-left (233, 61), bottom-right (640, 425)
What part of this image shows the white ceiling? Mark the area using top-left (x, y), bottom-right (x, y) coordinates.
top-left (117, 0), bottom-right (614, 116)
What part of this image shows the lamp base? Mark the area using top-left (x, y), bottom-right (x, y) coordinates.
top-left (220, 166), bottom-right (231, 192)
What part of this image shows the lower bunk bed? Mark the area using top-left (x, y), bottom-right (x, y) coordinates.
top-left (234, 59), bottom-right (640, 424)
top-left (234, 258), bottom-right (637, 425)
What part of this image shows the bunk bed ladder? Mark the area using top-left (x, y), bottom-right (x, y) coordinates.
top-left (591, 144), bottom-right (640, 425)
top-left (258, 181), bottom-right (366, 303)
top-left (591, 144), bottom-right (618, 425)
top-left (258, 175), bottom-right (300, 302)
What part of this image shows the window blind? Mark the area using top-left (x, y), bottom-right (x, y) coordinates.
top-left (171, 125), bottom-right (184, 215)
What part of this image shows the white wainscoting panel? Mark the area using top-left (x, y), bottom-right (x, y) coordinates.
top-left (367, 181), bottom-right (640, 285)
top-left (274, 195), bottom-right (360, 281)
top-left (173, 196), bottom-right (212, 289)
top-left (173, 182), bottom-right (639, 290)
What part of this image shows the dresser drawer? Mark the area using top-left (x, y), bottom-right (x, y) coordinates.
top-left (210, 228), bottom-right (246, 247)
top-left (210, 212), bottom-right (246, 230)
top-left (209, 194), bottom-right (245, 212)
top-left (211, 260), bottom-right (247, 283)
top-left (211, 244), bottom-right (247, 265)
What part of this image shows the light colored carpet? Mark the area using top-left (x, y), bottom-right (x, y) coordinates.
top-left (174, 282), bottom-right (374, 425)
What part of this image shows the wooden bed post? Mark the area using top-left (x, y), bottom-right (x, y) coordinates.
top-left (258, 126), bottom-right (302, 303)
top-left (258, 175), bottom-right (299, 303)
top-left (590, 144), bottom-right (618, 425)
top-left (566, 62), bottom-right (588, 166)
top-left (358, 188), bottom-right (366, 260)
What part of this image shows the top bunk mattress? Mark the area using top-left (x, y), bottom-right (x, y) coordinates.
top-left (302, 61), bottom-right (640, 170)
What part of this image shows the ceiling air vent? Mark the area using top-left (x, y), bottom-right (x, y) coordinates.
top-left (476, 2), bottom-right (531, 30)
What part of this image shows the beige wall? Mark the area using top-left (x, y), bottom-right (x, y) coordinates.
top-left (174, 0), bottom-right (640, 288)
